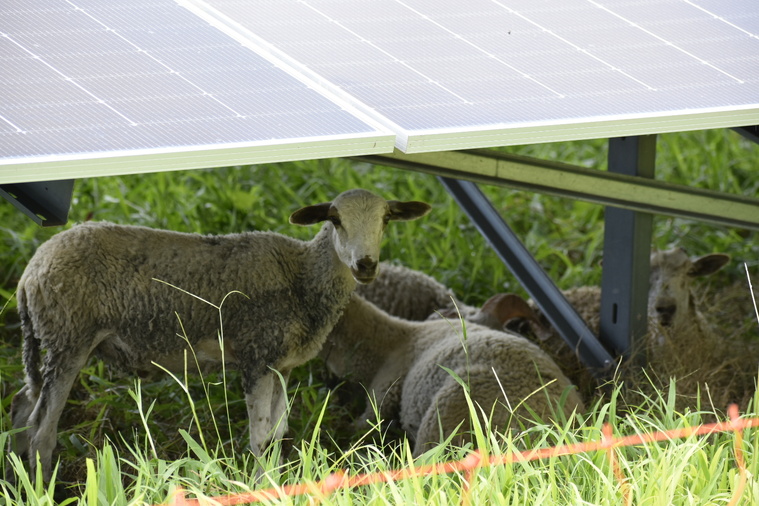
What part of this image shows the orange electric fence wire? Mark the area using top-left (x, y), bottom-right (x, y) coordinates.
top-left (165, 404), bottom-right (756, 506)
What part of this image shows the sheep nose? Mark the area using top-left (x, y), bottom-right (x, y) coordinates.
top-left (655, 305), bottom-right (676, 326)
top-left (352, 256), bottom-right (378, 284)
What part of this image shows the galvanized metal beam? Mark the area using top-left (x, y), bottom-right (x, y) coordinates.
top-left (734, 126), bottom-right (759, 145)
top-left (0, 180), bottom-right (74, 227)
top-left (438, 177), bottom-right (616, 375)
top-left (353, 149), bottom-right (759, 230)
top-left (600, 137), bottom-right (655, 360)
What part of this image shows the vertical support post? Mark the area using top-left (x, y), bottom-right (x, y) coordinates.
top-left (600, 136), bottom-right (656, 359)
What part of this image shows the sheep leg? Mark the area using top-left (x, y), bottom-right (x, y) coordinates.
top-left (245, 371), bottom-right (276, 459)
top-left (10, 384), bottom-right (36, 460)
top-left (27, 350), bottom-right (92, 481)
top-left (270, 370), bottom-right (290, 442)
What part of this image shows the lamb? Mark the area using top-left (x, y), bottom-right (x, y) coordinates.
top-left (646, 247), bottom-right (730, 342)
top-left (356, 262), bottom-right (497, 325)
top-left (527, 247), bottom-right (731, 352)
top-left (352, 249), bottom-right (730, 401)
top-left (320, 293), bottom-right (584, 456)
top-left (10, 188), bottom-right (431, 481)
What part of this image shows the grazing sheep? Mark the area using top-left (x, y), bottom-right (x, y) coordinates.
top-left (10, 188), bottom-right (431, 481)
top-left (320, 293), bottom-right (584, 455)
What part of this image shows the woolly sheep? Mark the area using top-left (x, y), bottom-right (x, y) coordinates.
top-left (10, 188), bottom-right (431, 480)
top-left (320, 293), bottom-right (584, 455)
top-left (356, 262), bottom-right (502, 326)
top-left (351, 249), bottom-right (730, 401)
top-left (647, 247), bottom-right (730, 340)
top-left (527, 247), bottom-right (731, 347)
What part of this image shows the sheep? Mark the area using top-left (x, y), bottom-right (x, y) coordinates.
top-left (352, 249), bottom-right (730, 402)
top-left (526, 248), bottom-right (731, 352)
top-left (355, 262), bottom-right (463, 321)
top-left (320, 293), bottom-right (584, 456)
top-left (10, 188), bottom-right (431, 481)
top-left (355, 262), bottom-right (499, 326)
top-left (647, 247), bottom-right (730, 341)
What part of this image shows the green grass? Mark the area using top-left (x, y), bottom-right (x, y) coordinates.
top-left (0, 129), bottom-right (757, 503)
top-left (1, 375), bottom-right (757, 505)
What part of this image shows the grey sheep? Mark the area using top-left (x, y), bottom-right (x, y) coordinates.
top-left (522, 248), bottom-right (731, 398)
top-left (321, 294), bottom-right (584, 456)
top-left (10, 188), bottom-right (431, 481)
top-left (528, 248), bottom-right (730, 341)
top-left (356, 262), bottom-right (501, 326)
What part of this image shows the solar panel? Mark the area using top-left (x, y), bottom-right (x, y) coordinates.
top-left (0, 0), bottom-right (394, 183)
top-left (2, 0), bottom-right (757, 179)
top-left (189, 0), bottom-right (759, 152)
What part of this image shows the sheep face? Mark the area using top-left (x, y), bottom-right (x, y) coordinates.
top-left (648, 248), bottom-right (730, 329)
top-left (290, 189), bottom-right (430, 284)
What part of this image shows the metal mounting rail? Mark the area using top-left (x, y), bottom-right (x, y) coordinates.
top-left (354, 148), bottom-right (759, 231)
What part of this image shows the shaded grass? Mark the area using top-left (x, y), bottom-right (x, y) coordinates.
top-left (0, 129), bottom-right (757, 501)
top-left (2, 370), bottom-right (757, 504)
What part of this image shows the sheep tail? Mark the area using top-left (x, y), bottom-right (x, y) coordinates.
top-left (17, 288), bottom-right (42, 396)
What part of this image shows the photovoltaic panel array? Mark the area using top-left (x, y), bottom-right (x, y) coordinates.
top-left (2, 0), bottom-right (758, 181)
top-left (189, 0), bottom-right (759, 152)
top-left (0, 0), bottom-right (393, 183)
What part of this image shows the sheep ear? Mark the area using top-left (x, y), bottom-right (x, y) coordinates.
top-left (688, 253), bottom-right (730, 277)
top-left (387, 200), bottom-right (431, 221)
top-left (480, 293), bottom-right (551, 340)
top-left (289, 202), bottom-right (332, 225)
top-left (480, 293), bottom-right (536, 325)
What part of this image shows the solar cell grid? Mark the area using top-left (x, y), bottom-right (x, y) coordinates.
top-left (0, 0), bottom-right (392, 181)
top-left (193, 0), bottom-right (759, 151)
top-left (2, 0), bottom-right (757, 175)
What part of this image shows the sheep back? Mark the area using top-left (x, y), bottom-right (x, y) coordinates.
top-left (356, 263), bottom-right (462, 321)
top-left (400, 323), bottom-right (584, 454)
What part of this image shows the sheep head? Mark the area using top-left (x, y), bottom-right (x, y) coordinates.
top-left (290, 189), bottom-right (431, 284)
top-left (648, 247), bottom-right (730, 329)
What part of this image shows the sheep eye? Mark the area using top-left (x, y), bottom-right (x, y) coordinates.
top-left (328, 216), bottom-right (341, 227)
top-left (382, 214), bottom-right (391, 225)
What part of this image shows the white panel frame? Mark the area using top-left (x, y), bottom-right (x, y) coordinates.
top-left (0, 133), bottom-right (393, 184)
top-left (400, 106), bottom-right (759, 153)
